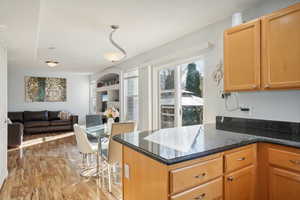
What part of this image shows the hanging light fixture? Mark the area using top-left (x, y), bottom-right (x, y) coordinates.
top-left (45, 60), bottom-right (59, 67)
top-left (104, 25), bottom-right (127, 62)
top-left (45, 47), bottom-right (59, 67)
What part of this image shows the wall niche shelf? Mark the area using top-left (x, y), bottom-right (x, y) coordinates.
top-left (96, 73), bottom-right (120, 115)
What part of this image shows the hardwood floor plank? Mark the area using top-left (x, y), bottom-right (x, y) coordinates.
top-left (0, 134), bottom-right (121, 200)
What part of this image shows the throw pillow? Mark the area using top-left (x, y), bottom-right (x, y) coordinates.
top-left (7, 118), bottom-right (12, 124)
top-left (59, 111), bottom-right (71, 120)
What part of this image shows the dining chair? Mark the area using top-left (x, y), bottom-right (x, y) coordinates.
top-left (74, 124), bottom-right (100, 177)
top-left (102, 122), bottom-right (136, 192)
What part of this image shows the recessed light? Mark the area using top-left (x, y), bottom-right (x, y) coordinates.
top-left (45, 61), bottom-right (59, 67)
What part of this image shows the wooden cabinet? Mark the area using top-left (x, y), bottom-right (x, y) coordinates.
top-left (268, 148), bottom-right (300, 172)
top-left (224, 2), bottom-right (300, 92)
top-left (269, 167), bottom-right (300, 200)
top-left (171, 178), bottom-right (223, 200)
top-left (225, 146), bottom-right (255, 173)
top-left (123, 144), bottom-right (256, 200)
top-left (122, 141), bottom-right (300, 200)
top-left (257, 143), bottom-right (300, 200)
top-left (224, 19), bottom-right (261, 92)
top-left (170, 157), bottom-right (223, 194)
top-left (123, 146), bottom-right (169, 200)
top-left (262, 3), bottom-right (300, 89)
top-left (225, 165), bottom-right (256, 200)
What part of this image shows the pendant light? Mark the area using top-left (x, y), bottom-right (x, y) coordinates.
top-left (104, 25), bottom-right (127, 62)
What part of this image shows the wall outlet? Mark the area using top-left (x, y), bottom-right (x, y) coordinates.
top-left (240, 105), bottom-right (253, 116)
top-left (124, 164), bottom-right (130, 179)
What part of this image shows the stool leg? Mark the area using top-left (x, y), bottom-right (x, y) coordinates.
top-left (108, 165), bottom-right (112, 193)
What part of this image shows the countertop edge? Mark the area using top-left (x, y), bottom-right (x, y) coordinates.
top-left (113, 135), bottom-right (300, 165)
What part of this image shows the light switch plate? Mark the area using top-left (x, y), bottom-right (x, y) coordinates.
top-left (124, 164), bottom-right (130, 179)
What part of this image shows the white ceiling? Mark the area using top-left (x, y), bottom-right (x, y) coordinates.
top-left (0, 0), bottom-right (263, 74)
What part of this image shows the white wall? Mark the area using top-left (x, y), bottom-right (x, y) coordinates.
top-left (0, 46), bottom-right (8, 188)
top-left (99, 0), bottom-right (300, 124)
top-left (8, 67), bottom-right (90, 124)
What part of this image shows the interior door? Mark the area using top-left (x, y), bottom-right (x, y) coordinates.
top-left (0, 46), bottom-right (8, 187)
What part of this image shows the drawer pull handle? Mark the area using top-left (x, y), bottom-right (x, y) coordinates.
top-left (227, 176), bottom-right (234, 181)
top-left (237, 157), bottom-right (246, 161)
top-left (290, 160), bottom-right (300, 165)
top-left (195, 173), bottom-right (206, 179)
top-left (194, 193), bottom-right (206, 200)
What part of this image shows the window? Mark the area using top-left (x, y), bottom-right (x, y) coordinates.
top-left (158, 59), bottom-right (204, 129)
top-left (90, 81), bottom-right (97, 114)
top-left (180, 60), bottom-right (204, 126)
top-left (124, 70), bottom-right (139, 121)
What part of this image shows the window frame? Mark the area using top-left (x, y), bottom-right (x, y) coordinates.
top-left (123, 69), bottom-right (139, 122)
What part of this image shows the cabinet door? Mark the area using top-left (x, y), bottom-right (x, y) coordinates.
top-left (224, 19), bottom-right (261, 92)
top-left (262, 3), bottom-right (300, 89)
top-left (224, 165), bottom-right (255, 200)
top-left (269, 167), bottom-right (300, 200)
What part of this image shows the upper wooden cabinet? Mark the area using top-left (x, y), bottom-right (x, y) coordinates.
top-left (262, 3), bottom-right (300, 89)
top-left (224, 19), bottom-right (261, 92)
top-left (224, 2), bottom-right (300, 92)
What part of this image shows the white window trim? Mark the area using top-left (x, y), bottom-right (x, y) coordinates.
top-left (123, 69), bottom-right (139, 122)
top-left (152, 55), bottom-right (204, 130)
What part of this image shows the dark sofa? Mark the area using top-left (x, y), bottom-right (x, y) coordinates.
top-left (7, 111), bottom-right (78, 147)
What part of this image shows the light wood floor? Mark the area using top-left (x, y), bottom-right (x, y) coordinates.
top-left (1, 134), bottom-right (121, 200)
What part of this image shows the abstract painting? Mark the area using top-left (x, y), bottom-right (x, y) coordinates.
top-left (25, 76), bottom-right (67, 102)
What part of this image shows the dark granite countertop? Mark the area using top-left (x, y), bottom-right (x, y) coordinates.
top-left (113, 123), bottom-right (300, 165)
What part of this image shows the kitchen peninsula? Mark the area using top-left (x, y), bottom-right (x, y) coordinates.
top-left (114, 117), bottom-right (300, 200)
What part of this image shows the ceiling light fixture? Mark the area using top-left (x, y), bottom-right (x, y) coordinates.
top-left (45, 61), bottom-right (59, 67)
top-left (104, 25), bottom-right (127, 62)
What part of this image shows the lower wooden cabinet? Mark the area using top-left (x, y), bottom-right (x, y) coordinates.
top-left (123, 143), bottom-right (300, 200)
top-left (171, 178), bottom-right (223, 200)
top-left (269, 167), bottom-right (300, 200)
top-left (225, 165), bottom-right (256, 200)
top-left (123, 144), bottom-right (257, 200)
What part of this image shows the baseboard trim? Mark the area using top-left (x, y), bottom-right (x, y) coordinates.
top-left (0, 168), bottom-right (8, 191)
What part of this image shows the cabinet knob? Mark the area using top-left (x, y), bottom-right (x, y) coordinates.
top-left (194, 193), bottom-right (206, 200)
top-left (227, 176), bottom-right (234, 181)
top-left (195, 172), bottom-right (206, 179)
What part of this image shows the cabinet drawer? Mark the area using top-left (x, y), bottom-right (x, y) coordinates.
top-left (269, 148), bottom-right (300, 172)
top-left (225, 146), bottom-right (255, 172)
top-left (171, 178), bottom-right (223, 200)
top-left (170, 157), bottom-right (223, 194)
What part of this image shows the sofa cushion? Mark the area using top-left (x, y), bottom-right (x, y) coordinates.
top-left (24, 111), bottom-right (48, 122)
top-left (48, 111), bottom-right (61, 121)
top-left (8, 112), bottom-right (24, 123)
top-left (24, 121), bottom-right (50, 128)
top-left (50, 120), bottom-right (72, 126)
